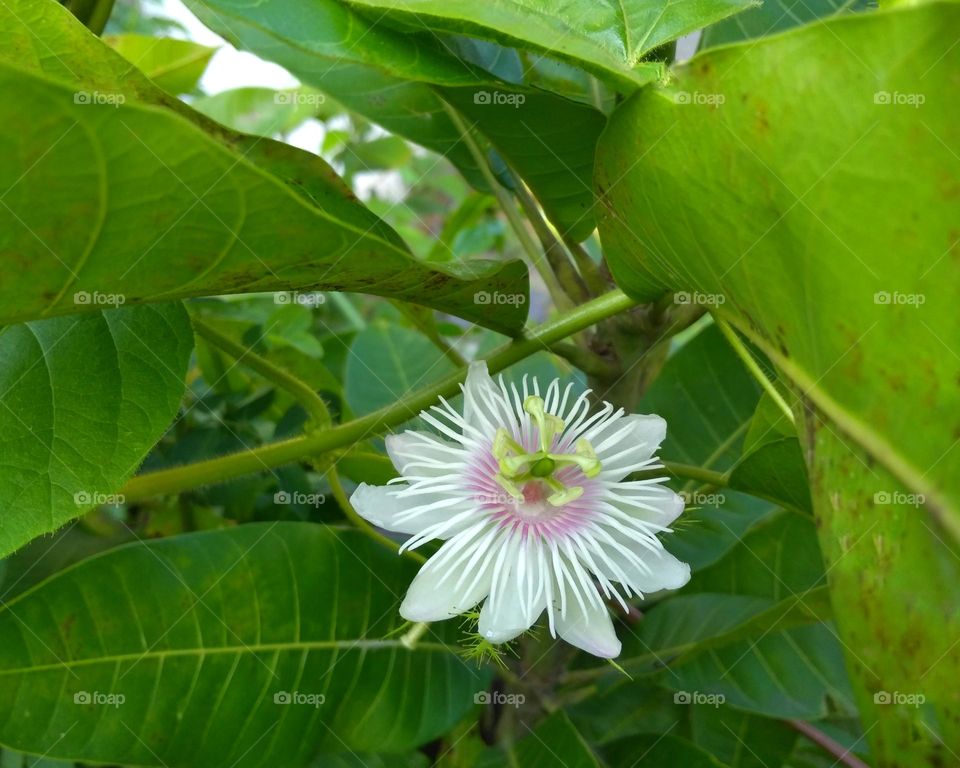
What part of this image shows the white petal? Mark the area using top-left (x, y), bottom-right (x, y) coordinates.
top-left (554, 585), bottom-right (621, 658)
top-left (586, 414), bottom-right (667, 479)
top-left (350, 483), bottom-right (472, 536)
top-left (479, 538), bottom-right (547, 643)
top-left (386, 431), bottom-right (464, 477)
top-left (594, 534), bottom-right (691, 595)
top-left (400, 530), bottom-right (495, 621)
top-left (463, 361), bottom-right (517, 435)
top-left (607, 484), bottom-right (685, 528)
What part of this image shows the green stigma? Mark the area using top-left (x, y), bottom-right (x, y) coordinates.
top-left (491, 396), bottom-right (602, 506)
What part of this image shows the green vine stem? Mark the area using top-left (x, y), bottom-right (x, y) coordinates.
top-left (512, 178), bottom-right (589, 303)
top-left (713, 315), bottom-right (795, 425)
top-left (192, 316), bottom-right (331, 429)
top-left (121, 290), bottom-right (639, 502)
top-left (327, 465), bottom-right (425, 564)
top-left (440, 101), bottom-right (573, 311)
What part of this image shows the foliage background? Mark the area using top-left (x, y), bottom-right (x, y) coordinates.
top-left (0, 0), bottom-right (956, 765)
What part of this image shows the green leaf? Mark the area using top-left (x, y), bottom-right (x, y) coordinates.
top-left (700, 0), bottom-right (869, 49)
top-left (638, 324), bottom-right (780, 568)
top-left (597, 1), bottom-right (960, 528)
top-left (596, 5), bottom-right (960, 759)
top-left (340, 0), bottom-right (755, 88)
top-left (193, 87), bottom-right (330, 136)
top-left (688, 707), bottom-right (799, 768)
top-left (667, 624), bottom-right (855, 720)
top-left (724, 392), bottom-right (811, 511)
top-left (602, 733), bottom-right (729, 767)
top-left (439, 85), bottom-right (606, 241)
top-left (0, 0), bottom-right (528, 333)
top-left (654, 512), bottom-right (854, 719)
top-left (0, 304), bottom-right (193, 557)
top-left (344, 324), bottom-right (458, 416)
top-left (341, 136), bottom-right (414, 176)
top-left (728, 437), bottom-right (812, 512)
top-left (183, 0), bottom-right (608, 239)
top-left (0, 524), bottom-right (486, 765)
top-left (497, 712), bottom-right (601, 767)
top-left (620, 588), bottom-right (832, 675)
top-left (104, 33), bottom-right (216, 94)
top-left (641, 324), bottom-right (762, 475)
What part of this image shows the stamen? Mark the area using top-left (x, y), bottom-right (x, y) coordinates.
top-left (489, 397), bottom-right (602, 508)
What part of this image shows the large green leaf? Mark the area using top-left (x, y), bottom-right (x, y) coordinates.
top-left (0, 524), bottom-right (485, 765)
top-left (480, 712), bottom-right (602, 767)
top-left (602, 733), bottom-right (728, 767)
top-left (596, 3), bottom-right (960, 760)
top-left (641, 324), bottom-right (761, 476)
top-left (648, 512), bottom-right (853, 719)
top-left (597, 2), bottom-right (960, 530)
top-left (638, 324), bottom-right (779, 569)
top-left (184, 0), bottom-right (608, 240)
top-left (0, 304), bottom-right (193, 558)
top-left (340, 0), bottom-right (754, 87)
top-left (0, 0), bottom-right (527, 332)
top-left (439, 85), bottom-right (606, 241)
top-left (667, 624), bottom-right (854, 720)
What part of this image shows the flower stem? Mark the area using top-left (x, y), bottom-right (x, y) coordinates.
top-left (714, 316), bottom-right (795, 425)
top-left (121, 290), bottom-right (639, 502)
top-left (327, 466), bottom-right (425, 564)
top-left (192, 317), bottom-right (331, 429)
top-left (400, 621), bottom-right (430, 649)
top-left (646, 461), bottom-right (729, 488)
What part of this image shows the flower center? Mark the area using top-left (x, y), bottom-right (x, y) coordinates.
top-left (492, 395), bottom-right (601, 507)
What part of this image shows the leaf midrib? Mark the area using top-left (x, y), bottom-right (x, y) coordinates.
top-left (0, 639), bottom-right (454, 676)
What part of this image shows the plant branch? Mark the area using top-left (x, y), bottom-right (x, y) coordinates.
top-left (548, 340), bottom-right (618, 379)
top-left (192, 317), bottom-right (331, 429)
top-left (121, 290), bottom-right (639, 502)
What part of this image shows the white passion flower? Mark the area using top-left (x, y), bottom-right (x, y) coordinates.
top-left (350, 362), bottom-right (690, 658)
